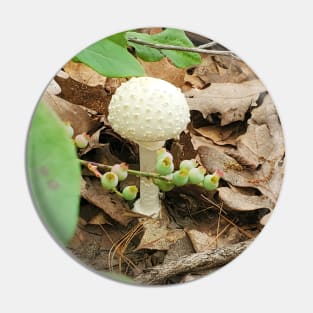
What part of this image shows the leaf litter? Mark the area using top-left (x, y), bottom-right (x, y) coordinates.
top-left (43, 30), bottom-right (285, 285)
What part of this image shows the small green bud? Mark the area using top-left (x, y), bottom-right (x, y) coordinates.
top-left (111, 163), bottom-right (128, 181)
top-left (203, 169), bottom-right (223, 191)
top-left (156, 156), bottom-right (174, 175)
top-left (188, 166), bottom-right (206, 184)
top-left (122, 185), bottom-right (138, 201)
top-left (154, 178), bottom-right (175, 192)
top-left (172, 169), bottom-right (189, 186)
top-left (101, 172), bottom-right (118, 190)
top-left (179, 159), bottom-right (197, 171)
top-left (74, 133), bottom-right (89, 149)
top-left (157, 148), bottom-right (173, 161)
top-left (64, 122), bottom-right (74, 138)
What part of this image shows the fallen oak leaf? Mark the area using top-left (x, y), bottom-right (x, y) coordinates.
top-left (217, 187), bottom-right (274, 211)
top-left (198, 144), bottom-right (281, 203)
top-left (135, 219), bottom-right (185, 251)
top-left (184, 79), bottom-right (266, 125)
top-left (194, 123), bottom-right (245, 146)
top-left (41, 91), bottom-right (100, 136)
top-left (139, 57), bottom-right (185, 88)
top-left (64, 60), bottom-right (107, 87)
top-left (81, 177), bottom-right (135, 226)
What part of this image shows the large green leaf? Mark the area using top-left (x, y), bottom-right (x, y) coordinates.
top-left (125, 31), bottom-right (164, 62)
top-left (27, 101), bottom-right (81, 246)
top-left (126, 28), bottom-right (201, 68)
top-left (73, 33), bottom-right (145, 77)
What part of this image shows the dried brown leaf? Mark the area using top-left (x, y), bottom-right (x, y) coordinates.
top-left (184, 55), bottom-right (251, 89)
top-left (234, 124), bottom-right (274, 169)
top-left (184, 79), bottom-right (266, 125)
top-left (139, 57), bottom-right (185, 88)
top-left (226, 94), bottom-right (284, 170)
top-left (194, 123), bottom-right (245, 146)
top-left (41, 91), bottom-right (100, 135)
top-left (46, 79), bottom-right (61, 95)
top-left (186, 221), bottom-right (246, 252)
top-left (218, 187), bottom-right (274, 211)
top-left (80, 177), bottom-right (135, 226)
top-left (55, 76), bottom-right (111, 114)
top-left (135, 219), bottom-right (185, 251)
top-left (64, 61), bottom-right (107, 87)
top-left (198, 144), bottom-right (282, 203)
top-left (88, 213), bottom-right (111, 225)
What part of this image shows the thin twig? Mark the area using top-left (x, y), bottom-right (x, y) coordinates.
top-left (127, 37), bottom-right (239, 59)
top-left (79, 159), bottom-right (171, 181)
top-left (201, 194), bottom-right (254, 240)
top-left (197, 41), bottom-right (217, 49)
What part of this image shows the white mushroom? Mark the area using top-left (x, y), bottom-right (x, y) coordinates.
top-left (108, 77), bottom-right (190, 217)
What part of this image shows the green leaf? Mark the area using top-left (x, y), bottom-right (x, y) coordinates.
top-left (27, 101), bottom-right (81, 246)
top-left (126, 31), bottom-right (164, 62)
top-left (153, 29), bottom-right (202, 68)
top-left (126, 28), bottom-right (201, 68)
top-left (73, 33), bottom-right (145, 77)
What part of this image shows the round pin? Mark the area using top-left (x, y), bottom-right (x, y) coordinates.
top-left (26, 27), bottom-right (285, 286)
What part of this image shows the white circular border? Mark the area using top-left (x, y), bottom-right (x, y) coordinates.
top-left (1, 1), bottom-right (312, 312)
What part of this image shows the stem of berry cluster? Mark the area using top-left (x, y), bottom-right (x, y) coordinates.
top-left (79, 159), bottom-right (171, 181)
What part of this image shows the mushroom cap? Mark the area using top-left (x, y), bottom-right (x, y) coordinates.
top-left (108, 77), bottom-right (190, 143)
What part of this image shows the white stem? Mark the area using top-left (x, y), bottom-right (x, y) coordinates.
top-left (133, 143), bottom-right (163, 217)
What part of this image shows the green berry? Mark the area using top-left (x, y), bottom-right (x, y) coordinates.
top-left (157, 148), bottom-right (173, 161)
top-left (74, 133), bottom-right (89, 149)
top-left (156, 156), bottom-right (174, 175)
top-left (111, 163), bottom-right (128, 181)
top-left (179, 159), bottom-right (197, 171)
top-left (122, 185), bottom-right (138, 200)
top-left (188, 166), bottom-right (206, 184)
top-left (172, 169), bottom-right (189, 186)
top-left (203, 170), bottom-right (223, 191)
top-left (101, 172), bottom-right (118, 190)
top-left (64, 122), bottom-right (74, 138)
top-left (154, 178), bottom-right (175, 192)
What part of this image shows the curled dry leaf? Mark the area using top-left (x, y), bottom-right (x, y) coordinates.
top-left (198, 143), bottom-right (282, 203)
top-left (139, 57), bottom-right (186, 88)
top-left (80, 177), bottom-right (138, 226)
top-left (218, 187), bottom-right (274, 211)
top-left (64, 61), bottom-right (107, 87)
top-left (184, 55), bottom-right (252, 89)
top-left (186, 222), bottom-right (246, 252)
top-left (184, 79), bottom-right (266, 125)
top-left (54, 75), bottom-right (111, 115)
top-left (194, 123), bottom-right (245, 146)
top-left (88, 212), bottom-right (111, 225)
top-left (46, 79), bottom-right (61, 95)
top-left (41, 91), bottom-right (100, 136)
top-left (135, 219), bottom-right (185, 251)
top-left (230, 94), bottom-right (284, 170)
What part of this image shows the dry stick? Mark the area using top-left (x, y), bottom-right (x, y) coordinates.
top-left (197, 41), bottom-right (217, 49)
top-left (127, 37), bottom-right (240, 59)
top-left (134, 240), bottom-right (251, 285)
top-left (201, 194), bottom-right (254, 240)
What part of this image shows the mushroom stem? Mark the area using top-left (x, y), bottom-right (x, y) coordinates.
top-left (133, 144), bottom-right (162, 217)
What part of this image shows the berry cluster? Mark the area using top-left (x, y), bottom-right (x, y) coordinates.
top-left (71, 124), bottom-right (224, 202)
top-left (100, 163), bottom-right (138, 201)
top-left (154, 148), bottom-right (224, 191)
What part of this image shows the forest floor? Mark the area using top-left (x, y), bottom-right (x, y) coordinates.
top-left (42, 29), bottom-right (285, 285)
